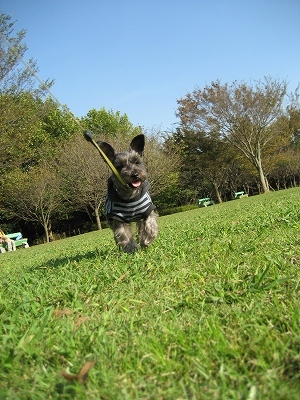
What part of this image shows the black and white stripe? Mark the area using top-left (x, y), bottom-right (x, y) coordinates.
top-left (106, 191), bottom-right (154, 222)
top-left (105, 179), bottom-right (155, 223)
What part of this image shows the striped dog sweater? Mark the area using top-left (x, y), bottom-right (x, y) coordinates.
top-left (105, 179), bottom-right (155, 223)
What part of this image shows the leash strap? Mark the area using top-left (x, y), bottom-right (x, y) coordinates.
top-left (84, 131), bottom-right (128, 188)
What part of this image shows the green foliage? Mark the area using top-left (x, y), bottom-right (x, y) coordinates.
top-left (41, 98), bottom-right (79, 140)
top-left (152, 172), bottom-right (181, 211)
top-left (288, 102), bottom-right (300, 148)
top-left (81, 108), bottom-right (142, 138)
top-left (0, 188), bottom-right (299, 399)
top-left (170, 128), bottom-right (241, 202)
top-left (0, 92), bottom-right (76, 173)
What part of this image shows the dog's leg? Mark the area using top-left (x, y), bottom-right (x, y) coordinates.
top-left (108, 220), bottom-right (139, 253)
top-left (137, 211), bottom-right (158, 248)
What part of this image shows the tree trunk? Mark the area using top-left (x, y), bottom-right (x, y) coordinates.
top-left (256, 157), bottom-right (269, 193)
top-left (43, 222), bottom-right (49, 243)
top-left (48, 222), bottom-right (54, 242)
top-left (95, 207), bottom-right (102, 230)
top-left (213, 182), bottom-right (223, 203)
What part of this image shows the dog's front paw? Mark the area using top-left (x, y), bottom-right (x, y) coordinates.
top-left (122, 241), bottom-right (139, 253)
top-left (137, 212), bottom-right (158, 248)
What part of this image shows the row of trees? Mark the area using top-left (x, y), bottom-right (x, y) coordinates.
top-left (1, 13), bottom-right (299, 244)
top-left (1, 94), bottom-right (179, 242)
top-left (169, 78), bottom-right (300, 203)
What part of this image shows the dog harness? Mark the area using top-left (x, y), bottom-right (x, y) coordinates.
top-left (105, 179), bottom-right (155, 223)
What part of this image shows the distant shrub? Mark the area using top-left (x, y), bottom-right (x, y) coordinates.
top-left (158, 204), bottom-right (198, 216)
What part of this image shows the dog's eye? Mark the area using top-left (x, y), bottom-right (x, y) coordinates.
top-left (115, 163), bottom-right (124, 170)
top-left (130, 156), bottom-right (141, 165)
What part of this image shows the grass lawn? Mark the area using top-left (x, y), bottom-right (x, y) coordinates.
top-left (0, 187), bottom-right (299, 399)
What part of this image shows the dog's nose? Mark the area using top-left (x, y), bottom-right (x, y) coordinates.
top-left (131, 172), bottom-right (139, 179)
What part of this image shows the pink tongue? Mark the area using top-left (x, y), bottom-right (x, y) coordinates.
top-left (132, 180), bottom-right (142, 188)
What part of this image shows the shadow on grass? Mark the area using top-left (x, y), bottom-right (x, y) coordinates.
top-left (28, 248), bottom-right (113, 272)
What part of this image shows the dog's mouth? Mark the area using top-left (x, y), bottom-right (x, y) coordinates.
top-left (131, 179), bottom-right (142, 188)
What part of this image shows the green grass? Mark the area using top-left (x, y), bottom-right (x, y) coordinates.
top-left (0, 188), bottom-right (300, 399)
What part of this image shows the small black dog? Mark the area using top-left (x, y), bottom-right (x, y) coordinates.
top-left (98, 134), bottom-right (158, 253)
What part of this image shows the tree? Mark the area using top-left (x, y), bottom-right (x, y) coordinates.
top-left (0, 92), bottom-right (43, 171)
top-left (176, 78), bottom-right (288, 193)
top-left (1, 164), bottom-right (63, 242)
top-left (0, 13), bottom-right (35, 95)
top-left (41, 98), bottom-right (79, 140)
top-left (57, 134), bottom-right (109, 230)
top-left (0, 13), bottom-right (58, 172)
top-left (168, 128), bottom-right (240, 203)
top-left (287, 86), bottom-right (300, 148)
top-left (0, 94), bottom-right (79, 173)
top-left (142, 133), bottom-right (181, 210)
top-left (269, 150), bottom-right (300, 190)
top-left (81, 108), bottom-right (142, 137)
top-left (0, 12), bottom-right (53, 98)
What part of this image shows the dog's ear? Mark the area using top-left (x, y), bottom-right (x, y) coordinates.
top-left (130, 134), bottom-right (145, 155)
top-left (97, 141), bottom-right (115, 161)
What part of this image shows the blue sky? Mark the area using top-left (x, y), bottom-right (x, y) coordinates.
top-left (1, 0), bottom-right (299, 131)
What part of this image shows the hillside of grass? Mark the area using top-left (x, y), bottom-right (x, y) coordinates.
top-left (0, 188), bottom-right (299, 399)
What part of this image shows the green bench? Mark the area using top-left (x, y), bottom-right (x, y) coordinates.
top-left (234, 191), bottom-right (248, 199)
top-left (1, 232), bottom-right (29, 250)
top-left (198, 197), bottom-right (215, 207)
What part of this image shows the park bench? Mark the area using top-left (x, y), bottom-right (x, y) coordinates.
top-left (1, 232), bottom-right (29, 250)
top-left (234, 191), bottom-right (248, 199)
top-left (198, 197), bottom-right (215, 207)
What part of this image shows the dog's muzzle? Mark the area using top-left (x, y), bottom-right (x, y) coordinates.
top-left (131, 173), bottom-right (142, 188)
